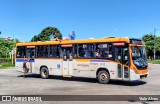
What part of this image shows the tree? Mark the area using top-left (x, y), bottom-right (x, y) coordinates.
top-left (156, 37), bottom-right (160, 56)
top-left (142, 34), bottom-right (160, 59)
top-left (142, 34), bottom-right (154, 42)
top-left (0, 39), bottom-right (16, 58)
top-left (31, 26), bottom-right (63, 42)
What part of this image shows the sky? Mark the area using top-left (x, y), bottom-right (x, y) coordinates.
top-left (0, 0), bottom-right (160, 42)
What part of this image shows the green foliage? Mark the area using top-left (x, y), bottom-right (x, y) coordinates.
top-left (148, 60), bottom-right (160, 64)
top-left (0, 62), bottom-right (14, 69)
top-left (142, 34), bottom-right (160, 58)
top-left (156, 37), bottom-right (160, 53)
top-left (0, 58), bottom-right (12, 63)
top-left (145, 40), bottom-right (154, 56)
top-left (142, 34), bottom-right (154, 42)
top-left (0, 39), bottom-right (16, 58)
top-left (31, 26), bottom-right (63, 42)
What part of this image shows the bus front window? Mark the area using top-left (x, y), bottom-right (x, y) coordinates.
top-left (131, 46), bottom-right (148, 70)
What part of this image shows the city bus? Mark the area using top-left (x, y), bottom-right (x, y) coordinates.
top-left (15, 37), bottom-right (148, 84)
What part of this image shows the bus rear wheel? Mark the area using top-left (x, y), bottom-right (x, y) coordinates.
top-left (97, 70), bottom-right (110, 84)
top-left (40, 67), bottom-right (49, 79)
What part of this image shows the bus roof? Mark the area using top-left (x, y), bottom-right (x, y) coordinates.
top-left (16, 37), bottom-right (131, 46)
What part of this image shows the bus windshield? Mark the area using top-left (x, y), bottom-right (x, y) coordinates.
top-left (131, 46), bottom-right (147, 70)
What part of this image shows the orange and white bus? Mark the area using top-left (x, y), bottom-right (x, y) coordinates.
top-left (15, 37), bottom-right (148, 84)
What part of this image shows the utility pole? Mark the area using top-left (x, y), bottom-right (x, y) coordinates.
top-left (154, 28), bottom-right (156, 60)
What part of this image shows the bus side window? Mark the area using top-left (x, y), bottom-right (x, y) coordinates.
top-left (78, 44), bottom-right (94, 58)
top-left (123, 48), bottom-right (129, 65)
top-left (107, 44), bottom-right (113, 58)
top-left (115, 47), bottom-right (123, 63)
top-left (37, 46), bottom-right (49, 58)
top-left (73, 44), bottom-right (78, 58)
top-left (49, 45), bottom-right (59, 58)
top-left (78, 45), bottom-right (85, 57)
top-left (16, 46), bottom-right (26, 58)
top-left (95, 43), bottom-right (113, 60)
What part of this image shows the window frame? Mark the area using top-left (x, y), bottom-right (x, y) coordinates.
top-left (16, 46), bottom-right (26, 58)
top-left (35, 45), bottom-right (60, 58)
top-left (74, 43), bottom-right (95, 58)
top-left (94, 43), bottom-right (114, 60)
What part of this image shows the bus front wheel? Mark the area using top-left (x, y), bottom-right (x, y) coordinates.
top-left (40, 67), bottom-right (49, 79)
top-left (97, 70), bottom-right (110, 84)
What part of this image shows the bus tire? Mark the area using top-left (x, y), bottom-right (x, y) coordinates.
top-left (97, 70), bottom-right (110, 84)
top-left (40, 67), bottom-right (49, 79)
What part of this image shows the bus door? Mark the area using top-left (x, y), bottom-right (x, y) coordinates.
top-left (26, 46), bottom-right (35, 73)
top-left (61, 44), bottom-right (73, 76)
top-left (115, 45), bottom-right (130, 80)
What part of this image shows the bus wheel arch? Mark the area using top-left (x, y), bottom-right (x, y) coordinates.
top-left (96, 68), bottom-right (110, 84)
top-left (40, 66), bottom-right (49, 79)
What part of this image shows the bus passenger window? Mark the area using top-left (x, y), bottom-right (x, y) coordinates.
top-left (73, 44), bottom-right (78, 58)
top-left (79, 50), bottom-right (85, 57)
top-left (78, 45), bottom-right (84, 57)
top-left (69, 54), bottom-right (73, 61)
top-left (123, 48), bottom-right (129, 65)
top-left (78, 44), bottom-right (94, 58)
top-left (63, 55), bottom-right (67, 61)
top-left (95, 49), bottom-right (101, 57)
top-left (115, 47), bottom-right (122, 63)
top-left (49, 45), bottom-right (59, 58)
top-left (17, 52), bottom-right (20, 57)
top-left (37, 46), bottom-right (49, 58)
top-left (108, 52), bottom-right (112, 58)
top-left (95, 43), bottom-right (113, 59)
top-left (16, 46), bottom-right (26, 58)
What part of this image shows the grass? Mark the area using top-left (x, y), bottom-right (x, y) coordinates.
top-left (0, 62), bottom-right (15, 69)
top-left (148, 60), bottom-right (160, 64)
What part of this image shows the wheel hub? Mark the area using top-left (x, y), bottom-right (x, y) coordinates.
top-left (100, 73), bottom-right (107, 81)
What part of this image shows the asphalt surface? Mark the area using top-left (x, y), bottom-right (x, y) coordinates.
top-left (0, 63), bottom-right (160, 104)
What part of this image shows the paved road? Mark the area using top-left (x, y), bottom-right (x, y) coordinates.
top-left (0, 64), bottom-right (160, 104)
